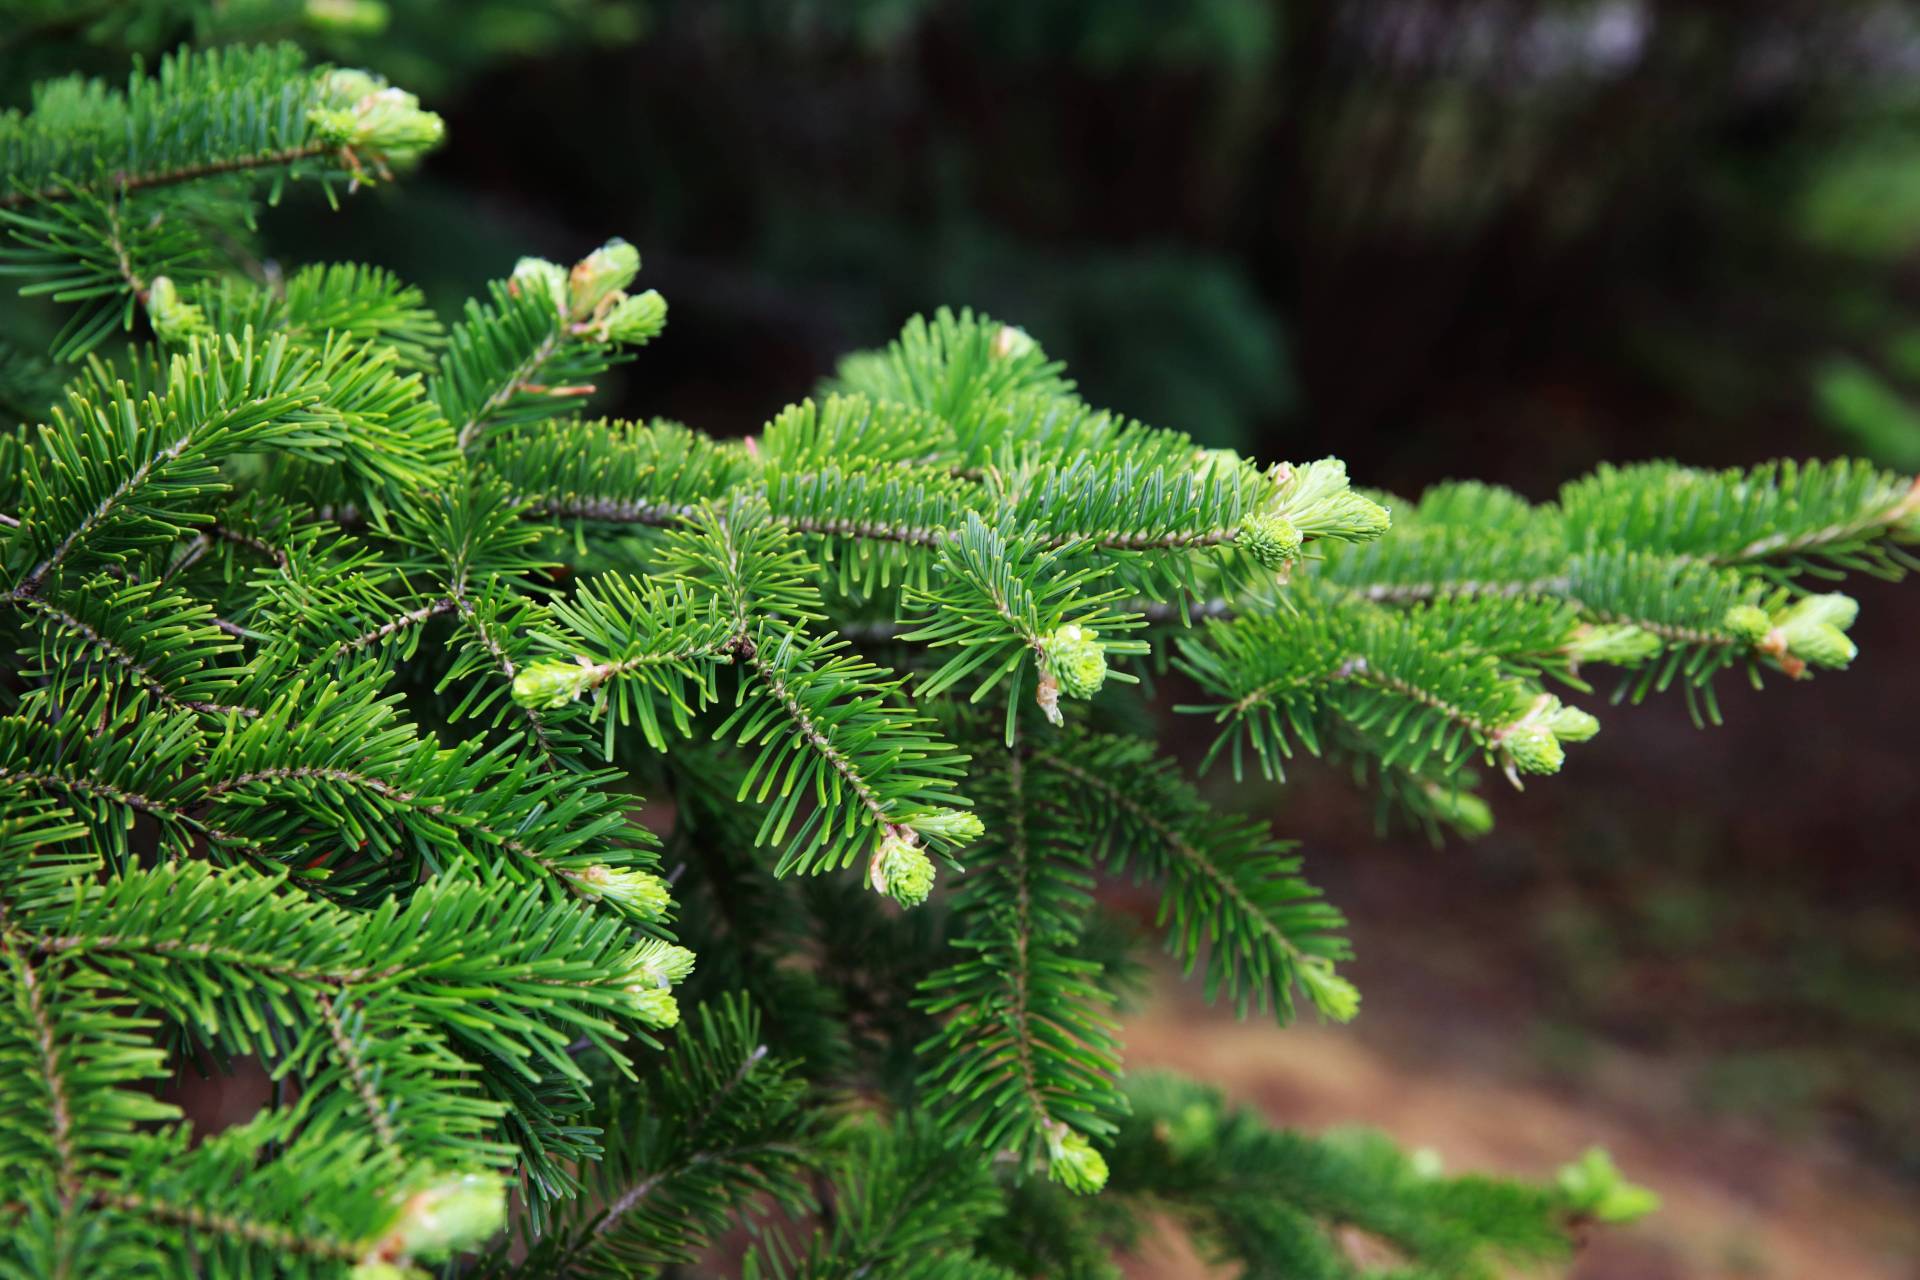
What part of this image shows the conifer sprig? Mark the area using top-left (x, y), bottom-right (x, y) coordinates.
top-left (3, 35), bottom-right (1911, 1276)
top-left (1, 45), bottom-right (444, 358)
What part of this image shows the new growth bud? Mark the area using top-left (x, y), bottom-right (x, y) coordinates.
top-left (1238, 510), bottom-right (1304, 573)
top-left (315, 67), bottom-right (380, 106)
top-left (1265, 458), bottom-right (1393, 543)
top-left (1497, 694), bottom-right (1597, 781)
top-left (384, 1173), bottom-right (506, 1260)
top-left (629, 986), bottom-right (681, 1029)
top-left (1297, 956), bottom-right (1361, 1023)
top-left (904, 806), bottom-right (985, 847)
top-left (604, 289), bottom-right (668, 344)
top-left (1894, 474), bottom-right (1920, 539)
top-left (991, 324), bottom-right (1036, 360)
top-left (1045, 1125), bottom-right (1110, 1195)
top-left (1775, 593), bottom-right (1859, 670)
top-left (1500, 721), bottom-right (1565, 776)
top-left (573, 865), bottom-right (672, 920)
top-left (613, 934), bottom-right (691, 1029)
top-left (1040, 624), bottom-right (1108, 702)
top-left (870, 829), bottom-right (936, 907)
top-left (309, 70), bottom-right (443, 160)
top-left (510, 256), bottom-right (569, 315)
top-left (519, 241), bottom-right (668, 345)
top-left (1723, 593), bottom-right (1860, 677)
top-left (622, 939), bottom-right (697, 990)
top-left (511, 659), bottom-right (597, 710)
top-left (1556, 1148), bottom-right (1661, 1225)
top-left (568, 239), bottom-right (641, 318)
top-left (1543, 702), bottom-right (1600, 743)
top-left (144, 277), bottom-right (208, 343)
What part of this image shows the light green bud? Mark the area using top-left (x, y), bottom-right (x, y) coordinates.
top-left (1297, 957), bottom-right (1361, 1023)
top-left (1775, 593), bottom-right (1860, 669)
top-left (388, 1173), bottom-right (506, 1259)
top-left (305, 106), bottom-right (361, 144)
top-left (574, 865), bottom-right (672, 920)
top-left (511, 659), bottom-right (596, 710)
top-left (1238, 510), bottom-right (1304, 571)
top-left (510, 256), bottom-right (569, 315)
top-left (628, 985), bottom-right (680, 1029)
top-left (318, 68), bottom-right (382, 103)
top-left (903, 807), bottom-right (984, 848)
top-left (991, 324), bottom-right (1036, 360)
top-left (1783, 621), bottom-right (1857, 669)
top-left (1565, 623), bottom-right (1661, 668)
top-left (305, 0), bottom-right (389, 34)
top-left (1894, 478), bottom-right (1920, 538)
top-left (1045, 1127), bottom-right (1109, 1195)
top-left (622, 939), bottom-right (696, 989)
top-left (1556, 1148), bottom-right (1661, 1225)
top-left (1782, 592), bottom-right (1859, 632)
top-left (1543, 701), bottom-right (1600, 743)
top-left (1722, 604), bottom-right (1773, 644)
top-left (870, 831), bottom-right (936, 907)
top-left (1269, 458), bottom-right (1393, 542)
top-left (342, 86), bottom-right (443, 157)
top-left (604, 289), bottom-right (668, 344)
top-left (568, 239), bottom-right (641, 318)
top-left (1041, 624), bottom-right (1108, 701)
top-left (145, 276), bottom-right (208, 343)
top-left (1501, 721), bottom-right (1564, 776)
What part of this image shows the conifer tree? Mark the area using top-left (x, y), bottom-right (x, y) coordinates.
top-left (4, 40), bottom-right (1916, 1280)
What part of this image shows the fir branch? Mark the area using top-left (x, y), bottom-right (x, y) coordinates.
top-left (918, 733), bottom-right (1123, 1190)
top-left (983, 751), bottom-right (1051, 1126)
top-left (1045, 755), bottom-right (1330, 985)
top-left (455, 323), bottom-right (568, 452)
top-left (448, 584), bottom-right (563, 763)
top-left (0, 143), bottom-right (339, 211)
top-left (314, 990), bottom-right (401, 1162)
top-left (93, 1189), bottom-right (368, 1262)
top-left (3, 937), bottom-right (77, 1209)
top-left (23, 931), bottom-right (407, 987)
top-left (340, 595), bottom-right (456, 651)
top-left (10, 590), bottom-right (256, 718)
top-left (524, 496), bottom-right (698, 526)
top-left (740, 634), bottom-right (894, 829)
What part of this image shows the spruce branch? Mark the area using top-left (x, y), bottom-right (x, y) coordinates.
top-left (917, 737), bottom-right (1125, 1192)
top-left (505, 995), bottom-right (815, 1279)
top-left (1037, 735), bottom-right (1354, 1022)
top-left (1, 46), bottom-right (444, 357)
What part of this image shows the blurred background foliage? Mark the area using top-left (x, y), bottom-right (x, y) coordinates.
top-left (5, 0), bottom-right (1918, 1241)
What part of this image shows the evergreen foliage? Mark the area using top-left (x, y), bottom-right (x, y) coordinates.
top-left (4, 38), bottom-right (1914, 1279)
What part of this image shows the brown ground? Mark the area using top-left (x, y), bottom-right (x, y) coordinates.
top-left (1116, 948), bottom-right (1920, 1279)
